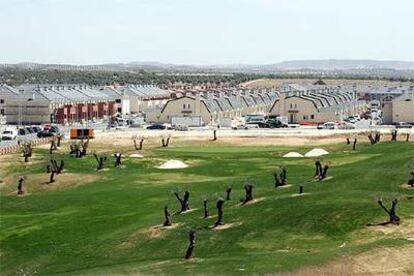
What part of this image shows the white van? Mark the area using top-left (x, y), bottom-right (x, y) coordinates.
top-left (1, 129), bottom-right (18, 140)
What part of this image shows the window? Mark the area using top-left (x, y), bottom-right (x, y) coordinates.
top-left (0, 109), bottom-right (4, 115)
top-left (0, 99), bottom-right (4, 104)
top-left (188, 104), bottom-right (191, 109)
top-left (183, 103), bottom-right (186, 109)
top-left (303, 115), bottom-right (308, 120)
top-left (290, 103), bottom-right (293, 108)
top-left (310, 114), bottom-right (315, 119)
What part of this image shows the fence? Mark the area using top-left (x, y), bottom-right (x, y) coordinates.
top-left (0, 137), bottom-right (53, 156)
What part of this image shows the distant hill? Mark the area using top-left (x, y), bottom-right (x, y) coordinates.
top-left (257, 59), bottom-right (414, 71)
top-left (2, 59), bottom-right (413, 72)
top-left (1, 60), bottom-right (414, 80)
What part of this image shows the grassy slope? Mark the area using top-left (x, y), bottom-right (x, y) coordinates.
top-left (0, 142), bottom-right (413, 275)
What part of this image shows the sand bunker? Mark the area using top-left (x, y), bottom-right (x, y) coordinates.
top-left (304, 148), bottom-right (329, 157)
top-left (157, 160), bottom-right (188, 169)
top-left (129, 153), bottom-right (144, 158)
top-left (283, 152), bottom-right (304, 158)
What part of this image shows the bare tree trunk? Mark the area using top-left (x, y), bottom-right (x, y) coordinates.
top-left (174, 191), bottom-right (190, 213)
top-left (163, 206), bottom-right (172, 226)
top-left (352, 138), bottom-right (357, 150)
top-left (299, 185), bottom-right (304, 194)
top-left (391, 129), bottom-right (398, 141)
top-left (408, 172), bottom-right (414, 188)
top-left (368, 134), bottom-right (376, 144)
top-left (203, 200), bottom-right (209, 218)
top-left (225, 187), bottom-right (232, 200)
top-left (94, 154), bottom-right (106, 170)
top-left (375, 132), bottom-right (381, 143)
top-left (213, 130), bottom-right (217, 141)
top-left (314, 161), bottom-right (322, 177)
top-left (184, 230), bottom-right (196, 259)
top-left (406, 133), bottom-right (410, 142)
top-left (17, 177), bottom-right (24, 195)
top-left (57, 134), bottom-right (63, 147)
top-left (114, 153), bottom-right (122, 167)
top-left (242, 184), bottom-right (253, 204)
top-left (319, 165), bottom-right (329, 180)
top-left (346, 138), bottom-right (350, 145)
top-left (378, 199), bottom-right (400, 224)
top-left (49, 171), bottom-right (55, 183)
top-left (214, 199), bottom-right (224, 226)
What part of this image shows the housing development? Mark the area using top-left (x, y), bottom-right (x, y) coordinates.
top-left (1, 81), bottom-right (413, 127)
top-left (1, 0), bottom-right (414, 275)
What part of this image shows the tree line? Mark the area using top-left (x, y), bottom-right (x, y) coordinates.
top-left (0, 68), bottom-right (412, 87)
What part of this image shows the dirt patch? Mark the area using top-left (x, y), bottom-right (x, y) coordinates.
top-left (400, 183), bottom-right (413, 189)
top-left (238, 197), bottom-right (266, 206)
top-left (119, 224), bottom-right (181, 249)
top-left (129, 153), bottom-right (144, 158)
top-left (276, 184), bottom-right (293, 189)
top-left (310, 176), bottom-right (333, 183)
top-left (177, 208), bottom-right (199, 215)
top-left (291, 193), bottom-right (311, 197)
top-left (141, 224), bottom-right (181, 238)
top-left (0, 173), bottom-right (100, 194)
top-left (367, 218), bottom-right (414, 241)
top-left (212, 221), bottom-right (243, 231)
top-left (290, 244), bottom-right (414, 276)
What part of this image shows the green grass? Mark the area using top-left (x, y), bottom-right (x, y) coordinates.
top-left (0, 142), bottom-right (413, 275)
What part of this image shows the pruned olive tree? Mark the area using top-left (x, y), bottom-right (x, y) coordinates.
top-left (132, 135), bottom-right (145, 151)
top-left (22, 141), bottom-right (33, 162)
top-left (17, 176), bottom-right (25, 195)
top-left (391, 129), bottom-right (398, 141)
top-left (225, 186), bottom-right (232, 200)
top-left (214, 198), bottom-right (225, 227)
top-left (242, 182), bottom-right (254, 204)
top-left (352, 138), bottom-right (358, 150)
top-left (273, 166), bottom-right (287, 188)
top-left (203, 198), bottom-right (209, 218)
top-left (114, 152), bottom-right (122, 167)
top-left (377, 199), bottom-right (400, 225)
top-left (49, 138), bottom-right (57, 154)
top-left (93, 153), bottom-right (107, 170)
top-left (174, 190), bottom-right (190, 213)
top-left (184, 230), bottom-right (196, 259)
top-left (46, 159), bottom-right (65, 183)
top-left (161, 134), bottom-right (171, 147)
top-left (163, 205), bottom-right (172, 226)
top-left (408, 171), bottom-right (414, 188)
top-left (314, 160), bottom-right (329, 180)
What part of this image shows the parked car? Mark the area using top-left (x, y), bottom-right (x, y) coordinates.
top-left (18, 128), bottom-right (29, 136)
top-left (49, 126), bottom-right (60, 133)
top-left (395, 122), bottom-right (412, 128)
top-left (146, 124), bottom-right (166, 130)
top-left (31, 126), bottom-right (42, 133)
top-left (258, 119), bottom-right (288, 129)
top-left (232, 124), bottom-right (249, 130)
top-left (1, 129), bottom-right (18, 140)
top-left (37, 130), bottom-right (56, 138)
top-left (317, 122), bottom-right (338, 130)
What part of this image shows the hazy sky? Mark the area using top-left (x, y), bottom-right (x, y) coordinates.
top-left (1, 0), bottom-right (413, 65)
